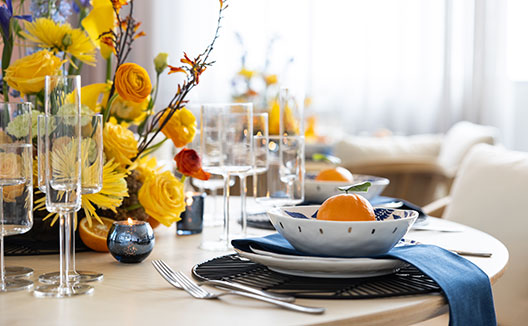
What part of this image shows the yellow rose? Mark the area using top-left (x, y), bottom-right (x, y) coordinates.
top-left (0, 153), bottom-right (25, 202)
top-left (110, 95), bottom-right (149, 122)
top-left (114, 63), bottom-right (152, 103)
top-left (103, 122), bottom-right (138, 167)
top-left (4, 50), bottom-right (62, 95)
top-left (160, 107), bottom-right (196, 148)
top-left (138, 171), bottom-right (185, 227)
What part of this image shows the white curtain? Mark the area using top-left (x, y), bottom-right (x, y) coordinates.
top-left (120, 0), bottom-right (512, 144)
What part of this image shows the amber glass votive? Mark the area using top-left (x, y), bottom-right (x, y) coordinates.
top-left (177, 192), bottom-right (205, 235)
top-left (107, 219), bottom-right (155, 263)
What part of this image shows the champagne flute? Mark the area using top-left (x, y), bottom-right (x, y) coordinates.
top-left (34, 75), bottom-right (93, 297)
top-left (38, 113), bottom-right (104, 284)
top-left (0, 102), bottom-right (34, 292)
top-left (199, 103), bottom-right (253, 250)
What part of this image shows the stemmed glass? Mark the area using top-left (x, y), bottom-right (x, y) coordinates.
top-left (37, 113), bottom-right (104, 284)
top-left (187, 130), bottom-right (234, 227)
top-left (0, 102), bottom-right (34, 292)
top-left (34, 75), bottom-right (93, 297)
top-left (235, 113), bottom-right (269, 237)
top-left (199, 103), bottom-right (253, 250)
top-left (256, 135), bottom-right (304, 207)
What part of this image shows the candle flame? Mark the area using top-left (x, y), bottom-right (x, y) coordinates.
top-left (127, 218), bottom-right (134, 225)
top-left (185, 192), bottom-right (194, 206)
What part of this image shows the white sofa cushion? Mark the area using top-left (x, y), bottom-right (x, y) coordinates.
top-left (437, 121), bottom-right (498, 177)
top-left (334, 134), bottom-right (443, 166)
top-left (443, 143), bottom-right (528, 324)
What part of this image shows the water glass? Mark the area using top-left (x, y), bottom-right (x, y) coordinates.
top-left (0, 102), bottom-right (34, 292)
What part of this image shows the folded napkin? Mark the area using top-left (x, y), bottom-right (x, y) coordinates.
top-left (232, 233), bottom-right (496, 326)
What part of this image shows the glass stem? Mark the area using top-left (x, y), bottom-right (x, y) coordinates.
top-left (240, 175), bottom-right (247, 237)
top-left (0, 186), bottom-right (5, 290)
top-left (223, 172), bottom-right (231, 246)
top-left (253, 171), bottom-right (258, 200)
top-left (69, 212), bottom-right (76, 274)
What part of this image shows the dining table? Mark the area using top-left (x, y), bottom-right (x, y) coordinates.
top-left (0, 199), bottom-right (508, 326)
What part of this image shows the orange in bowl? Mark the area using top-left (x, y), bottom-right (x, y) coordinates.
top-left (317, 193), bottom-right (376, 222)
top-left (315, 167), bottom-right (354, 182)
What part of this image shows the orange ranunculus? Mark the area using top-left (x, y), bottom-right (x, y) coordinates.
top-left (159, 107), bottom-right (196, 148)
top-left (174, 148), bottom-right (210, 181)
top-left (114, 63), bottom-right (151, 103)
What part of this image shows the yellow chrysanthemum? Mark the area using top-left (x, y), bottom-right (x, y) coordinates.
top-left (21, 18), bottom-right (96, 66)
top-left (81, 160), bottom-right (129, 227)
top-left (35, 159), bottom-right (129, 227)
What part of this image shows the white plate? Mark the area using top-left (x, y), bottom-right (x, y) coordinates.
top-left (235, 247), bottom-right (408, 278)
top-left (304, 174), bottom-right (390, 203)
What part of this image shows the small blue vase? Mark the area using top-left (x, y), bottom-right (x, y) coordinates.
top-left (107, 219), bottom-right (155, 263)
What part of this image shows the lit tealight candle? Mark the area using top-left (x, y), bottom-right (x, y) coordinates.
top-left (107, 218), bottom-right (155, 263)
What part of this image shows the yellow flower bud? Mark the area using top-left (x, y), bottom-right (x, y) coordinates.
top-left (154, 52), bottom-right (169, 74)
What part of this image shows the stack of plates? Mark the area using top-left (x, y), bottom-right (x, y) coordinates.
top-left (234, 246), bottom-right (408, 278)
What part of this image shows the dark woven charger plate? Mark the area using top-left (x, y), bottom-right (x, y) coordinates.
top-left (192, 254), bottom-right (442, 299)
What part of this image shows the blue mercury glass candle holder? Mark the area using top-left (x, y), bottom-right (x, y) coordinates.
top-left (107, 219), bottom-right (155, 263)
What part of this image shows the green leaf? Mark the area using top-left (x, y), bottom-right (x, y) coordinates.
top-left (338, 181), bottom-right (372, 194)
top-left (311, 153), bottom-right (342, 164)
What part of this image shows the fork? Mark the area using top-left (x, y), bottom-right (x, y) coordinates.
top-left (152, 260), bottom-right (295, 302)
top-left (152, 261), bottom-right (325, 314)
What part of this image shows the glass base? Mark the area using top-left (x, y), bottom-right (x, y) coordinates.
top-left (38, 271), bottom-right (104, 284)
top-left (33, 283), bottom-right (94, 298)
top-left (0, 279), bottom-right (33, 292)
top-left (199, 240), bottom-right (231, 251)
top-left (5, 266), bottom-right (33, 278)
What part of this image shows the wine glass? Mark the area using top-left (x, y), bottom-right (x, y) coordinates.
top-left (234, 113), bottom-right (269, 237)
top-left (0, 102), bottom-right (34, 292)
top-left (34, 75), bottom-right (93, 297)
top-left (187, 130), bottom-right (234, 227)
top-left (38, 113), bottom-right (104, 284)
top-left (199, 103), bottom-right (253, 250)
top-left (256, 135), bottom-right (304, 207)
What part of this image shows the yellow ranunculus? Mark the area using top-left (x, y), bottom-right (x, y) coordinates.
top-left (81, 0), bottom-right (115, 59)
top-left (4, 50), bottom-right (62, 95)
top-left (138, 171), bottom-right (185, 227)
top-left (103, 121), bottom-right (138, 167)
top-left (110, 95), bottom-right (149, 122)
top-left (114, 63), bottom-right (152, 103)
top-left (159, 107), bottom-right (196, 148)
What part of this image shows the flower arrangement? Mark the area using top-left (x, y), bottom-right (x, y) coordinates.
top-left (1, 0), bottom-right (226, 234)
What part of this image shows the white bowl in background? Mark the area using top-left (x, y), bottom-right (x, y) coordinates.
top-left (304, 174), bottom-right (389, 203)
top-left (267, 205), bottom-right (418, 257)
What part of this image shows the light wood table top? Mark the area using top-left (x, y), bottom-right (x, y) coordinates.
top-left (0, 217), bottom-right (507, 326)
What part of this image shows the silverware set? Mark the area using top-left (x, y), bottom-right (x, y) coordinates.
top-left (152, 259), bottom-right (325, 314)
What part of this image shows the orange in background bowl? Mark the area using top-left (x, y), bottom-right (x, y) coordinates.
top-left (315, 167), bottom-right (354, 182)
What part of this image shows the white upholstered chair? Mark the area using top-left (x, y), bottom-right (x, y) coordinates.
top-left (422, 143), bottom-right (528, 325)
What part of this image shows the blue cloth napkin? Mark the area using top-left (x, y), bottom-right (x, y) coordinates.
top-left (232, 233), bottom-right (496, 326)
